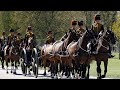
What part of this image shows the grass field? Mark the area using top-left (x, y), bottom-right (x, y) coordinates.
top-left (89, 53), bottom-right (120, 78)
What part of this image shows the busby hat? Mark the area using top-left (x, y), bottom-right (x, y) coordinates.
top-left (48, 31), bottom-right (52, 34)
top-left (2, 31), bottom-right (5, 35)
top-left (78, 21), bottom-right (83, 26)
top-left (17, 33), bottom-right (21, 35)
top-left (28, 26), bottom-right (32, 30)
top-left (94, 14), bottom-right (101, 20)
top-left (10, 29), bottom-right (14, 32)
top-left (71, 20), bottom-right (77, 25)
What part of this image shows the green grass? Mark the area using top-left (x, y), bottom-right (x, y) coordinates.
top-left (89, 53), bottom-right (120, 78)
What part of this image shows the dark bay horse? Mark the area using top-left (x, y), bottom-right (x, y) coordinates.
top-left (4, 38), bottom-right (20, 74)
top-left (66, 29), bottom-right (95, 78)
top-left (86, 29), bottom-right (116, 79)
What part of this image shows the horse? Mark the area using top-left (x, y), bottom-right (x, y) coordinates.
top-left (40, 30), bottom-right (77, 78)
top-left (65, 28), bottom-right (95, 78)
top-left (85, 29), bottom-right (116, 79)
top-left (23, 36), bottom-right (36, 75)
top-left (0, 38), bottom-right (7, 69)
top-left (4, 38), bottom-right (20, 74)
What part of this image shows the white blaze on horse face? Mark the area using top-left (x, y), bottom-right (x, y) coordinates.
top-left (87, 42), bottom-right (91, 50)
top-left (4, 46), bottom-right (8, 56)
top-left (99, 31), bottom-right (103, 36)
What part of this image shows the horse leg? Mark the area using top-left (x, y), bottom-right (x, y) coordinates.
top-left (86, 64), bottom-right (90, 79)
top-left (28, 65), bottom-right (31, 75)
top-left (79, 64), bottom-right (82, 77)
top-left (50, 61), bottom-right (54, 78)
top-left (11, 61), bottom-right (14, 73)
top-left (43, 59), bottom-right (46, 76)
top-left (6, 59), bottom-right (9, 74)
top-left (101, 60), bottom-right (108, 78)
top-left (55, 62), bottom-right (58, 79)
top-left (13, 61), bottom-right (17, 74)
top-left (57, 61), bottom-right (61, 78)
top-left (61, 62), bottom-right (65, 76)
top-left (96, 61), bottom-right (101, 79)
top-left (81, 64), bottom-right (86, 79)
top-left (1, 56), bottom-right (4, 69)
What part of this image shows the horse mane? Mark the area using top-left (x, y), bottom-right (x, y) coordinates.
top-left (78, 30), bottom-right (87, 46)
top-left (67, 41), bottom-right (76, 49)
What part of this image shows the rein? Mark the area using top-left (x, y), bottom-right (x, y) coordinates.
top-left (77, 38), bottom-right (88, 53)
top-left (99, 36), bottom-right (110, 50)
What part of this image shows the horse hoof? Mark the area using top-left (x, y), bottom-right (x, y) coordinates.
top-left (43, 72), bottom-right (46, 76)
top-left (85, 77), bottom-right (89, 79)
top-left (101, 75), bottom-right (105, 78)
top-left (2, 67), bottom-right (5, 69)
top-left (28, 72), bottom-right (31, 75)
top-left (97, 77), bottom-right (101, 79)
top-left (6, 72), bottom-right (8, 74)
top-left (11, 71), bottom-right (12, 73)
top-left (13, 72), bottom-right (16, 75)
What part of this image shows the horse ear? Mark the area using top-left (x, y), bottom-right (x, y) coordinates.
top-left (86, 26), bottom-right (88, 30)
top-left (65, 32), bottom-right (67, 35)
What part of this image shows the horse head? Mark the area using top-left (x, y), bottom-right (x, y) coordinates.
top-left (103, 30), bottom-right (116, 45)
top-left (82, 27), bottom-right (95, 40)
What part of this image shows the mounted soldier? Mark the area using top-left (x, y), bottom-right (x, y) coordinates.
top-left (88, 14), bottom-right (114, 58)
top-left (16, 33), bottom-right (23, 47)
top-left (24, 26), bottom-right (36, 49)
top-left (68, 20), bottom-right (78, 42)
top-left (0, 31), bottom-right (7, 69)
top-left (0, 31), bottom-right (7, 51)
top-left (4, 29), bottom-right (16, 56)
top-left (76, 20), bottom-right (86, 37)
top-left (45, 30), bottom-right (55, 44)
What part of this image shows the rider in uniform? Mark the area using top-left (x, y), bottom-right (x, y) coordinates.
top-left (60, 20), bottom-right (78, 42)
top-left (24, 26), bottom-right (36, 71)
top-left (69, 20), bottom-right (78, 41)
top-left (16, 33), bottom-right (22, 47)
top-left (91, 14), bottom-right (114, 57)
top-left (0, 31), bottom-right (7, 69)
top-left (0, 31), bottom-right (7, 51)
top-left (24, 26), bottom-right (36, 48)
top-left (76, 20), bottom-right (85, 37)
top-left (4, 29), bottom-right (16, 56)
top-left (45, 31), bottom-right (55, 44)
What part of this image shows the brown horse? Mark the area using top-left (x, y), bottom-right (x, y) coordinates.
top-left (85, 29), bottom-right (116, 79)
top-left (4, 38), bottom-right (20, 74)
top-left (65, 29), bottom-right (95, 78)
top-left (0, 38), bottom-right (7, 69)
top-left (40, 31), bottom-right (77, 77)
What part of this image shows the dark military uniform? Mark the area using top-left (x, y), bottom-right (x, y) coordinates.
top-left (0, 32), bottom-right (7, 51)
top-left (91, 15), bottom-right (104, 39)
top-left (16, 33), bottom-right (23, 47)
top-left (68, 20), bottom-right (78, 41)
top-left (7, 33), bottom-right (16, 46)
top-left (4, 29), bottom-right (16, 56)
top-left (45, 31), bottom-right (55, 44)
top-left (91, 15), bottom-right (113, 57)
top-left (25, 31), bottom-right (35, 47)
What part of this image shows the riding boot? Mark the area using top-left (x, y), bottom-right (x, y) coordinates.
top-left (108, 45), bottom-right (114, 58)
